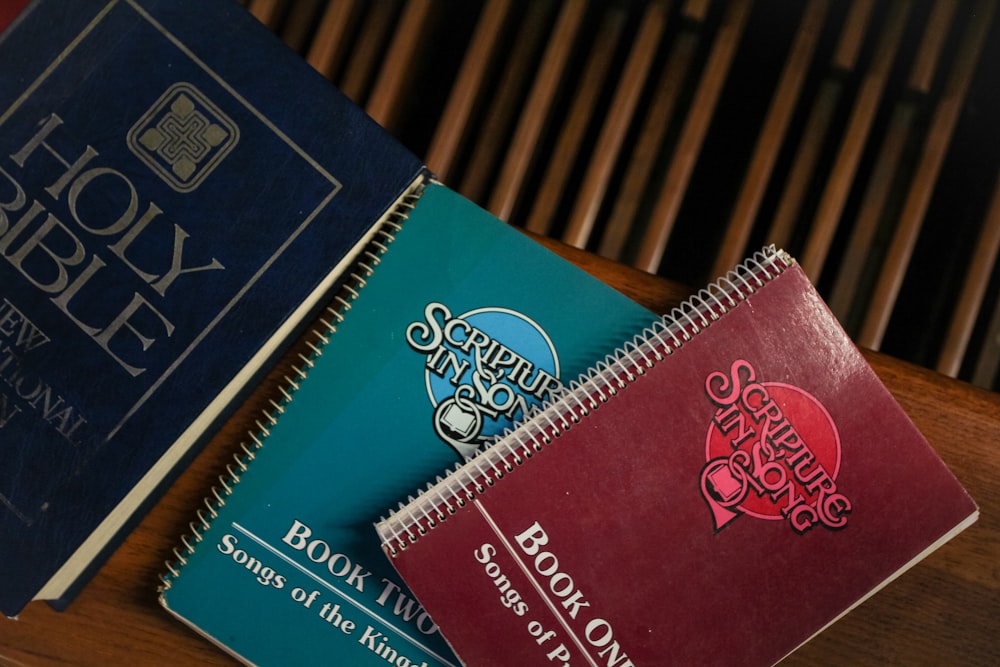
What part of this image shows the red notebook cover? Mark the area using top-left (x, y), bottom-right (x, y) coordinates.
top-left (0, 0), bottom-right (28, 32)
top-left (375, 248), bottom-right (978, 667)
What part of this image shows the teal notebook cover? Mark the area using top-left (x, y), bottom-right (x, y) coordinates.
top-left (159, 183), bottom-right (655, 666)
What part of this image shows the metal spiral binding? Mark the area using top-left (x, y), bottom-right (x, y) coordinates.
top-left (159, 179), bottom-right (426, 590)
top-left (375, 246), bottom-right (792, 555)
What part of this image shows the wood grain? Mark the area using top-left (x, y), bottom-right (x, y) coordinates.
top-left (828, 0), bottom-right (959, 324)
top-left (305, 0), bottom-right (361, 80)
top-left (560, 0), bottom-right (668, 248)
top-left (765, 0), bottom-right (876, 250)
top-left (459, 1), bottom-right (555, 204)
top-left (598, 13), bottom-right (700, 261)
top-left (424, 0), bottom-right (514, 182)
top-left (713, 0), bottom-right (828, 277)
top-left (488, 0), bottom-right (588, 222)
top-left (635, 0), bottom-right (752, 273)
top-left (525, 4), bottom-right (628, 236)
top-left (937, 170), bottom-right (1000, 376)
top-left (365, 0), bottom-right (440, 133)
top-left (799, 0), bottom-right (911, 282)
top-left (859, 0), bottom-right (996, 349)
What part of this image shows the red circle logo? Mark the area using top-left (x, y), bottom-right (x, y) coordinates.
top-left (700, 361), bottom-right (850, 534)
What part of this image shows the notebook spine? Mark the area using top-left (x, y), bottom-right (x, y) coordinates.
top-left (376, 246), bottom-right (792, 555)
top-left (159, 180), bottom-right (425, 590)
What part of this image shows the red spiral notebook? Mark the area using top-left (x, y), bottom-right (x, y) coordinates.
top-left (375, 247), bottom-right (978, 667)
top-left (0, 1), bottom-right (27, 31)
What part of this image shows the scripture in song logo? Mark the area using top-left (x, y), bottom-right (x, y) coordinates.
top-left (405, 302), bottom-right (562, 458)
top-left (700, 359), bottom-right (852, 534)
top-left (127, 82), bottom-right (239, 192)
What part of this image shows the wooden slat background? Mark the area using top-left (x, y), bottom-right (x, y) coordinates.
top-left (245, 0), bottom-right (1000, 392)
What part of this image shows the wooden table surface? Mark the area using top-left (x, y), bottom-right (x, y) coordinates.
top-left (1, 240), bottom-right (997, 666)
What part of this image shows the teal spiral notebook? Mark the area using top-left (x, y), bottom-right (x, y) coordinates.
top-left (158, 182), bottom-right (656, 665)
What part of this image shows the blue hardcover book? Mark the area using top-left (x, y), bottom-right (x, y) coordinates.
top-left (158, 182), bottom-right (657, 665)
top-left (0, 0), bottom-right (424, 617)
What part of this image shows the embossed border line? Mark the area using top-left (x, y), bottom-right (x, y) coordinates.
top-left (0, 0), bottom-right (343, 440)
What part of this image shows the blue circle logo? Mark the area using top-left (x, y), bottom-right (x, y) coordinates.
top-left (406, 303), bottom-right (561, 458)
